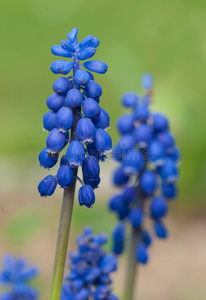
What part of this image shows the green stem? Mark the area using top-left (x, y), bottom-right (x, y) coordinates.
top-left (49, 174), bottom-right (77, 300)
top-left (123, 227), bottom-right (141, 300)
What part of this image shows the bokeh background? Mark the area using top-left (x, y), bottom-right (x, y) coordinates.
top-left (1, 0), bottom-right (206, 299)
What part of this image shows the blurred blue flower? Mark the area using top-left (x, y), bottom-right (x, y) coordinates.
top-left (0, 255), bottom-right (39, 300)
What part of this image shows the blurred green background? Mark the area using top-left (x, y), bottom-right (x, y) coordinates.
top-left (0, 0), bottom-right (206, 299)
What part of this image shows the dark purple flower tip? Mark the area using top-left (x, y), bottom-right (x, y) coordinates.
top-left (83, 175), bottom-right (100, 189)
top-left (75, 69), bottom-right (90, 86)
top-left (51, 45), bottom-right (73, 58)
top-left (122, 92), bottom-right (139, 108)
top-left (83, 98), bottom-right (101, 119)
top-left (65, 88), bottom-right (83, 108)
top-left (38, 175), bottom-right (57, 197)
top-left (78, 185), bottom-right (95, 208)
top-left (65, 140), bottom-right (85, 167)
top-left (84, 60), bottom-right (108, 74)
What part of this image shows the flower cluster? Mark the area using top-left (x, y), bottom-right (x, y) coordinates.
top-left (61, 227), bottom-right (118, 300)
top-left (38, 28), bottom-right (111, 207)
top-left (0, 255), bottom-right (39, 300)
top-left (109, 74), bottom-right (181, 264)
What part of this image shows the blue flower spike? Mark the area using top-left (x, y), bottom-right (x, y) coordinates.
top-left (0, 255), bottom-right (39, 300)
top-left (61, 228), bottom-right (118, 300)
top-left (38, 28), bottom-right (110, 205)
top-left (109, 74), bottom-right (181, 265)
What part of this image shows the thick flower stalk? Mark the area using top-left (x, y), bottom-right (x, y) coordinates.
top-left (37, 28), bottom-right (111, 300)
top-left (61, 227), bottom-right (118, 300)
top-left (109, 74), bottom-right (181, 299)
top-left (0, 255), bottom-right (39, 300)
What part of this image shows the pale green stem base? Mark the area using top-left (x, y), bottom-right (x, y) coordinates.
top-left (123, 228), bottom-right (141, 300)
top-left (49, 169), bottom-right (77, 300)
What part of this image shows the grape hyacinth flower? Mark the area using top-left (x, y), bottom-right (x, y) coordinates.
top-left (109, 74), bottom-right (181, 299)
top-left (61, 227), bottom-right (118, 300)
top-left (37, 28), bottom-right (110, 300)
top-left (0, 255), bottom-right (39, 300)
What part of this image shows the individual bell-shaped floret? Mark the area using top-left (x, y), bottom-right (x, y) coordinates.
top-left (50, 60), bottom-right (74, 75)
top-left (66, 88), bottom-right (83, 108)
top-left (112, 223), bottom-right (125, 255)
top-left (139, 170), bottom-right (157, 195)
top-left (51, 45), bottom-right (73, 58)
top-left (122, 185), bottom-right (138, 205)
top-left (116, 113), bottom-right (134, 135)
top-left (156, 131), bottom-right (175, 152)
top-left (113, 166), bottom-right (129, 186)
top-left (46, 93), bottom-right (65, 111)
top-left (136, 244), bottom-right (149, 264)
top-left (112, 134), bottom-right (135, 161)
top-left (153, 221), bottom-right (168, 239)
top-left (66, 141), bottom-right (85, 167)
top-left (142, 230), bottom-right (152, 247)
top-left (141, 74), bottom-right (153, 90)
top-left (79, 35), bottom-right (95, 48)
top-left (39, 147), bottom-right (58, 169)
top-left (133, 102), bottom-right (150, 122)
top-left (161, 182), bottom-right (177, 199)
top-left (94, 128), bottom-right (112, 154)
top-left (169, 146), bottom-right (181, 162)
top-left (78, 185), bottom-right (95, 208)
top-left (150, 196), bottom-right (168, 219)
top-left (92, 108), bottom-right (110, 130)
top-left (53, 77), bottom-right (71, 95)
top-left (60, 40), bottom-right (75, 52)
top-left (55, 107), bottom-right (73, 132)
top-left (43, 110), bottom-right (56, 131)
top-left (83, 175), bottom-right (100, 189)
top-left (85, 80), bottom-right (102, 98)
top-left (129, 207), bottom-right (144, 228)
top-left (46, 128), bottom-right (66, 154)
top-left (123, 150), bottom-right (144, 174)
top-left (82, 156), bottom-right (100, 179)
top-left (57, 165), bottom-right (74, 189)
top-left (67, 27), bottom-right (78, 43)
top-left (134, 124), bottom-right (152, 148)
top-left (152, 113), bottom-right (169, 132)
top-left (122, 92), bottom-right (139, 108)
top-left (76, 118), bottom-right (96, 143)
top-left (109, 193), bottom-right (123, 212)
top-left (148, 140), bottom-right (165, 165)
top-left (38, 175), bottom-right (57, 197)
top-left (158, 158), bottom-right (179, 182)
top-left (78, 47), bottom-right (96, 60)
top-left (84, 60), bottom-right (108, 74)
top-left (83, 98), bottom-right (101, 118)
top-left (75, 69), bottom-right (90, 86)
